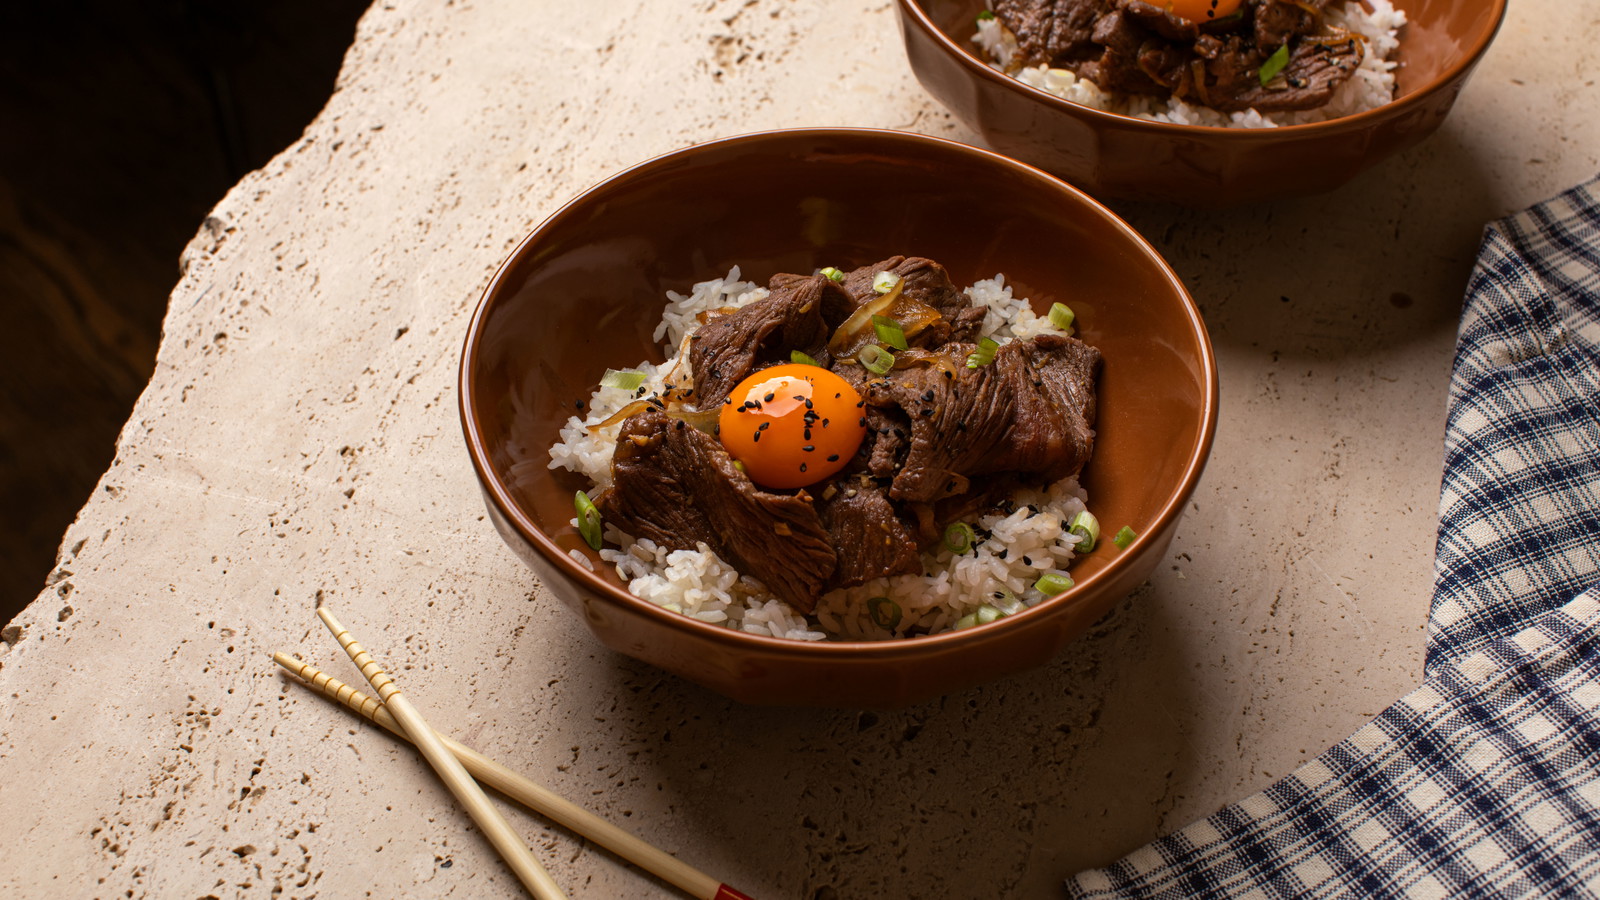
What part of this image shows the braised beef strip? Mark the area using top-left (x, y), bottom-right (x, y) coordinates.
top-left (687, 272), bottom-right (846, 408)
top-left (815, 475), bottom-right (925, 587)
top-left (993, 0), bottom-right (1367, 113)
top-left (599, 258), bottom-right (1102, 611)
top-left (595, 407), bottom-right (836, 612)
top-left (860, 335), bottom-right (1100, 504)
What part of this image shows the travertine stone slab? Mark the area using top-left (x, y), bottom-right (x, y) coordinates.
top-left (3, 1), bottom-right (1597, 897)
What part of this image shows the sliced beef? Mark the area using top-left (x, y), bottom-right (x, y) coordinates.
top-left (595, 408), bottom-right (836, 611)
top-left (863, 405), bottom-right (913, 480)
top-left (844, 256), bottom-right (970, 321)
top-left (834, 256), bottom-right (983, 351)
top-left (995, 0), bottom-right (1366, 114)
top-left (994, 0), bottom-right (1105, 67)
top-left (1218, 34), bottom-right (1364, 111)
top-left (1120, 0), bottom-right (1199, 41)
top-left (1198, 33), bottom-right (1265, 99)
top-left (863, 336), bottom-right (1101, 504)
top-left (947, 305), bottom-right (988, 344)
top-left (1078, 9), bottom-right (1169, 96)
top-left (1253, 0), bottom-right (1328, 49)
top-left (816, 476), bottom-right (923, 587)
top-left (1026, 332), bottom-right (1100, 460)
top-left (688, 272), bottom-right (848, 408)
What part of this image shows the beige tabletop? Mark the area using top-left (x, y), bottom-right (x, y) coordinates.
top-left (3, 1), bottom-right (1598, 897)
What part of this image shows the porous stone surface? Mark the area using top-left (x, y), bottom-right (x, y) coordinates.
top-left (3, 1), bottom-right (1597, 897)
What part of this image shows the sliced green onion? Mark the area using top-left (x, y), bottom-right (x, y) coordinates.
top-left (943, 522), bottom-right (977, 554)
top-left (574, 491), bottom-right (602, 550)
top-left (1258, 44), bottom-right (1290, 86)
top-left (1113, 525), bottom-right (1138, 549)
top-left (965, 337), bottom-right (999, 368)
top-left (732, 459), bottom-right (746, 472)
top-left (858, 343), bottom-right (895, 375)
top-left (975, 604), bottom-right (1002, 625)
top-left (820, 266), bottom-right (845, 283)
top-left (953, 612), bottom-right (978, 630)
top-left (867, 597), bottom-right (902, 629)
top-left (872, 271), bottom-right (901, 294)
top-left (599, 368), bottom-right (647, 391)
top-left (976, 9), bottom-right (995, 20)
top-left (1048, 302), bottom-right (1076, 332)
top-left (1034, 572), bottom-right (1074, 596)
top-left (790, 350), bottom-right (822, 367)
top-left (872, 315), bottom-right (909, 351)
top-left (1067, 510), bottom-right (1100, 553)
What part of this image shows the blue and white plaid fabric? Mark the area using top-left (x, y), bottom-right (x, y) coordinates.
top-left (1066, 175), bottom-right (1600, 900)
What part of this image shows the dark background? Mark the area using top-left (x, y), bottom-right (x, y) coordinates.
top-left (1, 0), bottom-right (369, 624)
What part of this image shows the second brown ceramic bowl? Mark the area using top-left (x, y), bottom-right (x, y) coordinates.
top-left (460, 128), bottom-right (1217, 707)
top-left (896, 0), bottom-right (1507, 206)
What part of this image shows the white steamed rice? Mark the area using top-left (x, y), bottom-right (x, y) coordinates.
top-left (972, 0), bottom-right (1406, 128)
top-left (547, 268), bottom-right (1093, 642)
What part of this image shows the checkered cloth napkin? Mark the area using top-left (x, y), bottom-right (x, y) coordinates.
top-left (1066, 175), bottom-right (1600, 899)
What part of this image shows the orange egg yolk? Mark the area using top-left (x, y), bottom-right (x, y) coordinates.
top-left (718, 364), bottom-right (867, 490)
top-left (1163, 0), bottom-right (1242, 22)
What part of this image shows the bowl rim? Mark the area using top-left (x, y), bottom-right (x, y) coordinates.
top-left (459, 126), bottom-right (1219, 660)
top-left (895, 0), bottom-right (1510, 137)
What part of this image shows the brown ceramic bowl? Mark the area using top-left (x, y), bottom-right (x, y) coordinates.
top-left (896, 0), bottom-right (1507, 205)
top-left (460, 128), bottom-right (1216, 707)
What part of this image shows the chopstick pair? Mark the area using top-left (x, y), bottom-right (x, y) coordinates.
top-left (281, 608), bottom-right (754, 900)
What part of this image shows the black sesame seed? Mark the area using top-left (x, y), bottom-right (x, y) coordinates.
top-left (998, 549), bottom-right (1008, 559)
top-left (752, 431), bottom-right (761, 442)
top-left (758, 422), bottom-right (770, 431)
top-left (827, 454), bottom-right (839, 462)
top-left (922, 389), bottom-right (935, 402)
top-left (804, 399), bottom-right (814, 409)
top-left (992, 591), bottom-right (1005, 599)
top-left (799, 462), bottom-right (808, 472)
top-left (803, 445), bottom-right (815, 452)
top-left (764, 392), bottom-right (775, 402)
top-left (1022, 555), bottom-right (1032, 566)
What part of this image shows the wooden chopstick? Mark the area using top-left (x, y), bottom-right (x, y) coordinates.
top-left (274, 650), bottom-right (755, 900)
top-left (314, 607), bottom-right (570, 900)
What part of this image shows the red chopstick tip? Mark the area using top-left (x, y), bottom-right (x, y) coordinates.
top-left (714, 885), bottom-right (756, 900)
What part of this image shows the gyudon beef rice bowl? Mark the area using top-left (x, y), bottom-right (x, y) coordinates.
top-left (546, 255), bottom-right (1109, 642)
top-left (974, 0), bottom-right (1407, 127)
